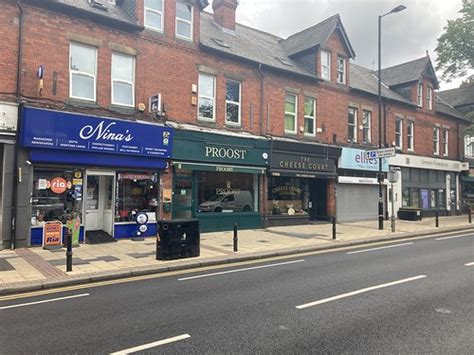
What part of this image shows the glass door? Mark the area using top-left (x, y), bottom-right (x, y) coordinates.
top-left (84, 171), bottom-right (115, 236)
top-left (173, 171), bottom-right (194, 219)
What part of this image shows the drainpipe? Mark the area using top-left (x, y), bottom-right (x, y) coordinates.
top-left (11, 0), bottom-right (25, 249)
top-left (257, 63), bottom-right (265, 136)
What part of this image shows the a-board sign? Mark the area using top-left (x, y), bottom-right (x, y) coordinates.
top-left (43, 221), bottom-right (63, 249)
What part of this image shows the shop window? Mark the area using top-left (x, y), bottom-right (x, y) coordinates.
top-left (111, 53), bottom-right (135, 107)
top-left (70, 42), bottom-right (97, 101)
top-left (268, 177), bottom-right (310, 216)
top-left (198, 73), bottom-right (216, 121)
top-left (284, 93), bottom-right (297, 134)
top-left (116, 172), bottom-right (159, 222)
top-left (348, 107), bottom-right (357, 142)
top-left (226, 80), bottom-right (241, 125)
top-left (304, 97), bottom-right (316, 136)
top-left (420, 189), bottom-right (429, 209)
top-left (402, 187), bottom-right (410, 207)
top-left (197, 172), bottom-right (257, 213)
top-left (430, 190), bottom-right (437, 208)
top-left (145, 0), bottom-right (164, 32)
top-left (410, 168), bottom-right (419, 182)
top-left (410, 188), bottom-right (420, 208)
top-left (31, 169), bottom-right (83, 226)
top-left (176, 1), bottom-right (193, 40)
top-left (438, 189), bottom-right (445, 208)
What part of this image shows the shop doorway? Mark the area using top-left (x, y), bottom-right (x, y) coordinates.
top-left (85, 171), bottom-right (115, 241)
top-left (311, 179), bottom-right (328, 221)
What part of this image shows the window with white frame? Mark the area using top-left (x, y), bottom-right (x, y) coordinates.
top-left (69, 42), bottom-right (97, 101)
top-left (198, 73), bottom-right (216, 121)
top-left (465, 135), bottom-right (474, 157)
top-left (442, 129), bottom-right (448, 156)
top-left (395, 118), bottom-right (403, 149)
top-left (427, 87), bottom-right (433, 110)
top-left (176, 1), bottom-right (193, 40)
top-left (225, 80), bottom-right (241, 125)
top-left (417, 82), bottom-right (423, 107)
top-left (321, 50), bottom-right (331, 81)
top-left (145, 0), bottom-right (164, 32)
top-left (362, 110), bottom-right (371, 143)
top-left (433, 127), bottom-right (440, 155)
top-left (407, 121), bottom-right (414, 151)
top-left (111, 53), bottom-right (135, 107)
top-left (304, 97), bottom-right (316, 135)
top-left (284, 93), bottom-right (297, 134)
top-left (348, 107), bottom-right (357, 142)
top-left (336, 56), bottom-right (345, 84)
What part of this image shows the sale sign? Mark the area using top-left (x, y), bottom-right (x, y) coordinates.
top-left (43, 221), bottom-right (63, 249)
top-left (50, 177), bottom-right (67, 194)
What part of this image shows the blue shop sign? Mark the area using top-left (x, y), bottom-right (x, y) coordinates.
top-left (21, 107), bottom-right (173, 158)
top-left (339, 147), bottom-right (389, 172)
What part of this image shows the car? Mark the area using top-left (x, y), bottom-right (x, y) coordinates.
top-left (199, 191), bottom-right (253, 213)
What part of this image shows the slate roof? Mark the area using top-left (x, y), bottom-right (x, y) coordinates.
top-left (438, 83), bottom-right (474, 108)
top-left (435, 96), bottom-right (469, 121)
top-left (378, 56), bottom-right (439, 88)
top-left (200, 12), bottom-right (317, 79)
top-left (280, 14), bottom-right (355, 58)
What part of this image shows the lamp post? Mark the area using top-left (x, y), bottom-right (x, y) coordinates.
top-left (377, 4), bottom-right (406, 230)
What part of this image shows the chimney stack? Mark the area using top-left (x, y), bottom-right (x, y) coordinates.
top-left (213, 0), bottom-right (238, 31)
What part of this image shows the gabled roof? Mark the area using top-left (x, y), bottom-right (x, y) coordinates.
top-left (379, 56), bottom-right (439, 89)
top-left (438, 83), bottom-right (474, 108)
top-left (435, 96), bottom-right (469, 121)
top-left (280, 14), bottom-right (356, 58)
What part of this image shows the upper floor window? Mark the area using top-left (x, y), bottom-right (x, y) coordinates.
top-left (407, 121), bottom-right (414, 151)
top-left (395, 118), bottom-right (403, 149)
top-left (433, 127), bottom-right (440, 155)
top-left (442, 129), bottom-right (449, 156)
top-left (427, 87), bottom-right (433, 110)
top-left (284, 93), bottom-right (297, 134)
top-left (69, 42), bottom-right (97, 102)
top-left (465, 135), bottom-right (474, 157)
top-left (176, 2), bottom-right (193, 40)
top-left (304, 97), bottom-right (316, 136)
top-left (321, 50), bottom-right (331, 81)
top-left (226, 80), bottom-right (241, 125)
top-left (198, 73), bottom-right (215, 121)
top-left (145, 0), bottom-right (164, 32)
top-left (111, 53), bottom-right (135, 107)
top-left (348, 107), bottom-right (357, 142)
top-left (336, 56), bottom-right (345, 84)
top-left (362, 110), bottom-right (371, 143)
top-left (417, 82), bottom-right (423, 107)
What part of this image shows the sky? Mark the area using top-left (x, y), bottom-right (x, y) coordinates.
top-left (208, 0), bottom-right (468, 90)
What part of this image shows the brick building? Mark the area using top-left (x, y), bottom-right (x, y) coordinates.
top-left (0, 0), bottom-right (468, 248)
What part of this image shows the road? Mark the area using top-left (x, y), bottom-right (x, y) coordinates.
top-left (1, 232), bottom-right (473, 354)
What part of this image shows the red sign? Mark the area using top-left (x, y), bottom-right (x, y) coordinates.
top-left (50, 177), bottom-right (67, 194)
top-left (43, 221), bottom-right (63, 248)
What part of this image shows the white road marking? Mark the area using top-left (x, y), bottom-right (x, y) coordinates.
top-left (178, 259), bottom-right (305, 281)
top-left (465, 262), bottom-right (474, 266)
top-left (296, 275), bottom-right (427, 310)
top-left (346, 242), bottom-right (414, 255)
top-left (435, 234), bottom-right (473, 241)
top-left (0, 293), bottom-right (89, 310)
top-left (110, 334), bottom-right (191, 354)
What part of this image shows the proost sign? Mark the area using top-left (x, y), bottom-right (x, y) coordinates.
top-left (20, 107), bottom-right (173, 158)
top-left (339, 147), bottom-right (389, 172)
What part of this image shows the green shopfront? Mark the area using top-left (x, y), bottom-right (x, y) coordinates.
top-left (171, 129), bottom-right (270, 232)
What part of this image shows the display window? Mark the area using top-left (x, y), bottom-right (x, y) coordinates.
top-left (268, 177), bottom-right (310, 216)
top-left (115, 172), bottom-right (159, 222)
top-left (197, 171), bottom-right (257, 213)
top-left (31, 169), bottom-right (84, 226)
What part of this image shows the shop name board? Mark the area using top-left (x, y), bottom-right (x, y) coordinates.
top-left (271, 153), bottom-right (334, 173)
top-left (339, 147), bottom-right (389, 172)
top-left (205, 146), bottom-right (248, 160)
top-left (20, 107), bottom-right (173, 158)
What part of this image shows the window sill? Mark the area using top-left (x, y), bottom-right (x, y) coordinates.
top-left (108, 105), bottom-right (136, 115)
top-left (67, 99), bottom-right (99, 109)
top-left (225, 123), bottom-right (242, 130)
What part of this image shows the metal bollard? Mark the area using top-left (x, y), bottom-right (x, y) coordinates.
top-left (469, 207), bottom-right (472, 224)
top-left (66, 228), bottom-right (73, 272)
top-left (233, 223), bottom-right (238, 252)
top-left (332, 216), bottom-right (336, 240)
top-left (435, 210), bottom-right (439, 228)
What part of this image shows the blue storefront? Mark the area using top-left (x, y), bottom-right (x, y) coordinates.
top-left (19, 107), bottom-right (173, 246)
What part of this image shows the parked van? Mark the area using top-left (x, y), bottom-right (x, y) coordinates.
top-left (199, 191), bottom-right (253, 213)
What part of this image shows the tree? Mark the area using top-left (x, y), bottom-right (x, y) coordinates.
top-left (435, 0), bottom-right (474, 82)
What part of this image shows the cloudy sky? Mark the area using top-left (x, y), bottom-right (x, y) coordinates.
top-left (209, 0), bottom-right (467, 90)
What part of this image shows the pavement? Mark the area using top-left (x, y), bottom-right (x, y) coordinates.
top-left (0, 215), bottom-right (472, 295)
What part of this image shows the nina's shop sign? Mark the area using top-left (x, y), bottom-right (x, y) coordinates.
top-left (21, 107), bottom-right (173, 158)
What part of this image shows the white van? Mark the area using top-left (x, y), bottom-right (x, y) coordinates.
top-left (199, 191), bottom-right (253, 213)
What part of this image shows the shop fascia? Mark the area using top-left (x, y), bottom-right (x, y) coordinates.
top-left (389, 154), bottom-right (467, 172)
top-left (338, 147), bottom-right (389, 185)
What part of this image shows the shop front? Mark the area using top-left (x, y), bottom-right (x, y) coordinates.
top-left (337, 147), bottom-right (389, 222)
top-left (267, 139), bottom-right (341, 226)
top-left (171, 128), bottom-right (269, 232)
top-left (18, 107), bottom-right (173, 246)
top-left (389, 154), bottom-right (467, 217)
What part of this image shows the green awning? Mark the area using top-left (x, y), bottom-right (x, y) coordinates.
top-left (173, 162), bottom-right (266, 174)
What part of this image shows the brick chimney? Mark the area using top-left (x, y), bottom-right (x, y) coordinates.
top-left (213, 0), bottom-right (238, 31)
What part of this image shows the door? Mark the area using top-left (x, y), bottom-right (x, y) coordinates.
top-left (173, 173), bottom-right (193, 219)
top-left (85, 172), bottom-right (114, 235)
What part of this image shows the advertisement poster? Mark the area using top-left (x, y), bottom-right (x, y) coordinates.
top-left (43, 221), bottom-right (63, 249)
top-left (66, 217), bottom-right (81, 247)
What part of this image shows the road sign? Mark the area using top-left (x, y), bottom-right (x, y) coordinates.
top-left (366, 147), bottom-right (396, 159)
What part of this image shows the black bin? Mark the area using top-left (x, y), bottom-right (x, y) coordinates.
top-left (156, 219), bottom-right (200, 260)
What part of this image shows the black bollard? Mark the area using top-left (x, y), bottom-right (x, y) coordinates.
top-left (469, 206), bottom-right (472, 224)
top-left (332, 216), bottom-right (336, 240)
top-left (435, 210), bottom-right (439, 228)
top-left (66, 228), bottom-right (73, 272)
top-left (233, 223), bottom-right (238, 252)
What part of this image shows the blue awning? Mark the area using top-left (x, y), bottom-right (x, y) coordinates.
top-left (30, 148), bottom-right (167, 170)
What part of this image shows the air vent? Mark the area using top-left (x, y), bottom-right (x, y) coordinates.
top-left (89, 0), bottom-right (108, 11)
top-left (212, 38), bottom-right (230, 48)
top-left (277, 57), bottom-right (293, 67)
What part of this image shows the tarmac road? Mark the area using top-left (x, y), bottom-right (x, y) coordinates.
top-left (1, 231), bottom-right (473, 354)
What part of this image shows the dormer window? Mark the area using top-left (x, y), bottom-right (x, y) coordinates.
top-left (417, 82), bottom-right (423, 107)
top-left (321, 50), bottom-right (331, 81)
top-left (145, 0), bottom-right (164, 32)
top-left (176, 1), bottom-right (193, 40)
top-left (426, 87), bottom-right (433, 110)
top-left (336, 56), bottom-right (345, 84)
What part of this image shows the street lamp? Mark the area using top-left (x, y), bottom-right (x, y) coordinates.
top-left (378, 4), bottom-right (406, 230)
